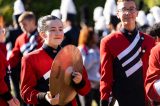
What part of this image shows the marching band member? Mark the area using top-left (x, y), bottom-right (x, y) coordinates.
top-left (20, 15), bottom-right (90, 106)
top-left (0, 24), bottom-right (20, 106)
top-left (100, 0), bottom-right (155, 106)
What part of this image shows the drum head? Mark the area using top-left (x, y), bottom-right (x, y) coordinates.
top-left (49, 45), bottom-right (83, 105)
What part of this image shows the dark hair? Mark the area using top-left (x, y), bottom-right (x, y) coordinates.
top-left (37, 15), bottom-right (61, 32)
top-left (117, 0), bottom-right (137, 6)
top-left (117, 0), bottom-right (138, 11)
top-left (146, 22), bottom-right (160, 38)
top-left (110, 15), bottom-right (120, 29)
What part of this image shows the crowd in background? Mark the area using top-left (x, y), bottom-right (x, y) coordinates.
top-left (1, 0), bottom-right (160, 106)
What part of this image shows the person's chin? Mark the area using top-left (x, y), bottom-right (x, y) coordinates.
top-left (55, 40), bottom-right (62, 45)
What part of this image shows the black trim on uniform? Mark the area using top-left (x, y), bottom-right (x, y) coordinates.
top-left (42, 44), bottom-right (61, 59)
top-left (1, 91), bottom-right (13, 101)
top-left (37, 92), bottom-right (51, 105)
top-left (120, 28), bottom-right (138, 43)
top-left (35, 78), bottom-right (49, 92)
top-left (111, 30), bottom-right (146, 106)
top-left (116, 31), bottom-right (145, 76)
top-left (100, 100), bottom-right (109, 106)
top-left (119, 35), bottom-right (144, 64)
top-left (71, 78), bottom-right (86, 89)
top-left (123, 57), bottom-right (141, 71)
top-left (28, 29), bottom-right (38, 38)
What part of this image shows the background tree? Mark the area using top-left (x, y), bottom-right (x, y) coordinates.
top-left (0, 0), bottom-right (159, 27)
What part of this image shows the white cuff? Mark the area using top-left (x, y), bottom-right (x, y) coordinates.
top-left (154, 79), bottom-right (160, 96)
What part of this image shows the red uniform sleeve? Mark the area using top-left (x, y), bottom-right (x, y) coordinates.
top-left (145, 44), bottom-right (160, 102)
top-left (75, 66), bottom-right (91, 96)
top-left (8, 38), bottom-right (22, 68)
top-left (20, 56), bottom-right (39, 104)
top-left (100, 38), bottom-right (113, 101)
top-left (0, 51), bottom-right (9, 94)
top-left (0, 43), bottom-right (7, 57)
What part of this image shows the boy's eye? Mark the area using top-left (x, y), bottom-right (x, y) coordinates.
top-left (59, 29), bottom-right (63, 31)
top-left (50, 29), bottom-right (56, 31)
top-left (118, 7), bottom-right (137, 13)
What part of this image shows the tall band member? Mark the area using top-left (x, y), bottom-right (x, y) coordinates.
top-left (20, 15), bottom-right (91, 106)
top-left (100, 0), bottom-right (155, 106)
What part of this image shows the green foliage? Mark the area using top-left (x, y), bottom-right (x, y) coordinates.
top-left (75, 0), bottom-right (106, 26)
top-left (0, 0), bottom-right (14, 26)
top-left (24, 0), bottom-right (60, 18)
top-left (0, 0), bottom-right (160, 26)
top-left (144, 0), bottom-right (160, 8)
top-left (0, 0), bottom-right (107, 26)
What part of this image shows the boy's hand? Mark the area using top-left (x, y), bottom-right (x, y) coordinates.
top-left (45, 91), bottom-right (59, 105)
top-left (72, 71), bottom-right (82, 84)
top-left (7, 97), bottom-right (20, 106)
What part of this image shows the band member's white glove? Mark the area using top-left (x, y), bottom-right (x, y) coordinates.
top-left (45, 91), bottom-right (59, 105)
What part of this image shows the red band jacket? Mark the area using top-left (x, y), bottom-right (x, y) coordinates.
top-left (145, 43), bottom-right (160, 104)
top-left (8, 30), bottom-right (42, 68)
top-left (20, 44), bottom-right (91, 106)
top-left (100, 30), bottom-right (155, 106)
top-left (0, 50), bottom-right (12, 106)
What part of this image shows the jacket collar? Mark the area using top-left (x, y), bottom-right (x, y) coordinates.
top-left (120, 28), bottom-right (138, 42)
top-left (42, 44), bottom-right (61, 59)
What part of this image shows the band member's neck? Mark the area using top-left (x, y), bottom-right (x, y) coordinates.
top-left (122, 23), bottom-right (136, 32)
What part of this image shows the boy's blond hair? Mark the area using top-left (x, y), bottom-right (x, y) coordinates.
top-left (18, 11), bottom-right (35, 23)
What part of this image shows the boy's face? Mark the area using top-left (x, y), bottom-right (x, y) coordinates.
top-left (19, 19), bottom-right (35, 33)
top-left (117, 1), bottom-right (138, 27)
top-left (44, 19), bottom-right (64, 48)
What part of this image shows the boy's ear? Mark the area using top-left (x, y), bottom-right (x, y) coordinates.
top-left (39, 31), bottom-right (47, 39)
top-left (116, 11), bottom-right (120, 19)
